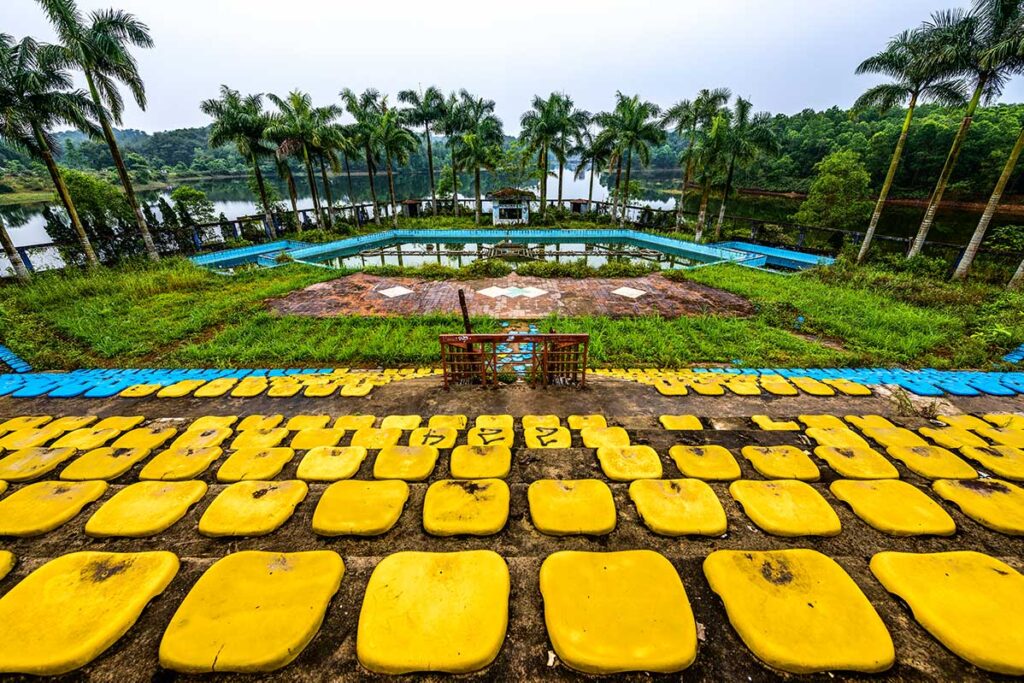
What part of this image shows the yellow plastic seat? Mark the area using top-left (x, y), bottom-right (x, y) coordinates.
top-left (581, 426), bottom-right (630, 449)
top-left (93, 416), bottom-right (145, 432)
top-left (303, 382), bottom-right (339, 397)
top-left (798, 414), bottom-right (846, 429)
top-left (450, 444), bottom-right (511, 479)
top-left (334, 415), bottom-right (375, 430)
top-left (85, 481), bottom-right (207, 537)
top-left (975, 426), bottom-right (1024, 448)
top-left (0, 426), bottom-right (65, 451)
top-left (936, 414), bottom-right (992, 431)
top-left (823, 379), bottom-right (872, 396)
top-left (729, 480), bottom-right (841, 537)
top-left (844, 414), bottom-right (895, 431)
top-left (659, 415), bottom-right (702, 430)
top-left (266, 382), bottom-right (301, 398)
top-left (339, 382), bottom-right (373, 397)
top-left (0, 447), bottom-right (78, 482)
top-left (751, 415), bottom-right (800, 431)
top-left (60, 447), bottom-right (150, 481)
top-left (984, 413), bottom-right (1024, 430)
top-left (959, 445), bottom-right (1024, 480)
top-left (0, 551), bottom-right (12, 581)
top-left (312, 480), bottom-right (409, 536)
top-left (522, 414), bottom-right (560, 429)
top-left (656, 379), bottom-right (688, 396)
top-left (193, 378), bottom-right (237, 398)
top-left (467, 427), bottom-right (513, 447)
top-left (380, 414), bottom-right (422, 430)
top-left (0, 480), bottom-right (107, 536)
top-left (812, 446), bottom-right (899, 479)
top-left (540, 550), bottom-right (697, 673)
top-left (870, 551), bottom-right (1024, 675)
top-left (568, 414), bottom-right (606, 430)
top-left (169, 427), bottom-right (232, 451)
top-left (805, 427), bottom-right (871, 449)
top-left (0, 551), bottom-right (178, 675)
top-left (475, 414), bottom-right (513, 430)
top-left (230, 428), bottom-right (288, 450)
top-left (704, 549), bottom-right (893, 674)
top-left (932, 479), bottom-right (1024, 535)
top-left (740, 445), bottom-right (819, 481)
top-left (284, 415), bottom-right (331, 431)
top-left (290, 428), bottom-right (345, 450)
top-left (356, 550), bottom-right (509, 674)
top-left (886, 445), bottom-right (977, 479)
top-left (373, 445), bottom-right (438, 481)
top-left (668, 445), bottom-right (741, 480)
top-left (725, 379), bottom-right (761, 396)
top-left (159, 550), bottom-right (344, 673)
top-left (862, 427), bottom-right (929, 449)
top-left (231, 379), bottom-right (268, 398)
top-left (790, 377), bottom-right (835, 396)
top-left (237, 414), bottom-right (284, 431)
top-left (111, 426), bottom-right (177, 451)
top-left (919, 426), bottom-right (988, 449)
top-left (524, 426), bottom-right (571, 449)
top-left (198, 480), bottom-right (308, 537)
top-left (0, 415), bottom-right (52, 431)
top-left (157, 379), bottom-right (206, 398)
top-left (596, 445), bottom-right (662, 481)
top-left (139, 446), bottom-right (222, 480)
top-left (628, 479), bottom-right (726, 536)
top-left (350, 427), bottom-right (402, 449)
top-left (528, 479), bottom-right (616, 536)
top-left (409, 426), bottom-right (457, 449)
top-left (51, 428), bottom-right (120, 451)
top-left (295, 446), bottom-right (367, 481)
top-left (217, 447), bottom-right (295, 482)
top-left (830, 479), bottom-right (955, 536)
top-left (48, 416), bottom-right (97, 431)
top-left (423, 479), bottom-right (510, 536)
top-left (428, 414), bottom-right (467, 430)
top-left (759, 377), bottom-right (798, 396)
top-left (188, 415), bottom-right (238, 431)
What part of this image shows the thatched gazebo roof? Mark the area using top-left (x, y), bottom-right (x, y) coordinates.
top-left (486, 188), bottom-right (537, 201)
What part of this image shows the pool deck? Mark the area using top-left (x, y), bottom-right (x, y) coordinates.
top-left (268, 272), bottom-right (756, 319)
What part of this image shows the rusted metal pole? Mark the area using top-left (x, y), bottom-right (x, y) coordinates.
top-left (458, 289), bottom-right (473, 335)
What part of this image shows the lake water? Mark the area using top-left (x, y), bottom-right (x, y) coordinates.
top-left (1, 167), bottom-right (1014, 252)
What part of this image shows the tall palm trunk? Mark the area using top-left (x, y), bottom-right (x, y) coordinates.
top-left (610, 156), bottom-right (623, 219)
top-left (860, 94), bottom-right (918, 263)
top-left (34, 124), bottom-right (97, 266)
top-left (301, 145), bottom-right (323, 226)
top-left (619, 148), bottom-right (633, 228)
top-left (1009, 256), bottom-right (1024, 290)
top-left (539, 144), bottom-right (548, 217)
top-left (343, 155), bottom-right (355, 211)
top-left (696, 174), bottom-right (712, 233)
top-left (715, 156), bottom-right (737, 240)
top-left (84, 70), bottom-right (159, 262)
top-left (587, 162), bottom-right (595, 205)
top-left (909, 78), bottom-right (986, 258)
top-left (0, 215), bottom-right (30, 282)
top-left (449, 139), bottom-right (460, 216)
top-left (385, 154), bottom-right (398, 229)
top-left (251, 154), bottom-right (273, 234)
top-left (676, 126), bottom-right (697, 227)
top-left (953, 125), bottom-right (1024, 280)
top-left (365, 147), bottom-right (381, 225)
top-left (284, 167), bottom-right (300, 233)
top-left (424, 124), bottom-right (438, 215)
top-left (318, 153), bottom-right (336, 226)
top-left (474, 167), bottom-right (482, 225)
top-left (557, 142), bottom-right (564, 208)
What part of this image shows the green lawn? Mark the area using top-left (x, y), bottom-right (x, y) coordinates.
top-left (0, 256), bottom-right (1019, 370)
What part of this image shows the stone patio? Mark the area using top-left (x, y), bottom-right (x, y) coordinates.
top-left (268, 272), bottom-right (755, 319)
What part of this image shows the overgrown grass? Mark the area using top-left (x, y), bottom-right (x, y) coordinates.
top-left (1, 254), bottom-right (1019, 369)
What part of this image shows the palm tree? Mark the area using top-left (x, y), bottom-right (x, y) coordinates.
top-left (597, 93), bottom-right (664, 227)
top-left (519, 94), bottom-right (563, 217)
top-left (0, 213), bottom-right (30, 282)
top-left (572, 113), bottom-right (609, 208)
top-left (200, 86), bottom-right (276, 232)
top-left (372, 99), bottom-right (418, 228)
top-left (1009, 254), bottom-right (1024, 290)
top-left (341, 88), bottom-right (384, 224)
top-left (694, 109), bottom-right (731, 234)
top-left (854, 29), bottom-right (967, 262)
top-left (456, 92), bottom-right (503, 224)
top-left (267, 91), bottom-right (339, 228)
top-left (550, 93), bottom-right (588, 208)
top-left (440, 91), bottom-right (467, 216)
top-left (398, 86), bottom-right (444, 215)
top-left (311, 107), bottom-right (345, 226)
top-left (37, 0), bottom-right (159, 261)
top-left (909, 2), bottom-right (1024, 258)
top-left (662, 87), bottom-right (731, 227)
top-left (0, 34), bottom-right (100, 265)
top-left (714, 98), bottom-right (779, 239)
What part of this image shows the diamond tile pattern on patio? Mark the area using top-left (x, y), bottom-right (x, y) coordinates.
top-left (378, 286), bottom-right (413, 298)
top-left (268, 272), bottom-right (754, 319)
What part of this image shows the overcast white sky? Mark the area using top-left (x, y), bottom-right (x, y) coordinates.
top-left (8, 0), bottom-right (1021, 134)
